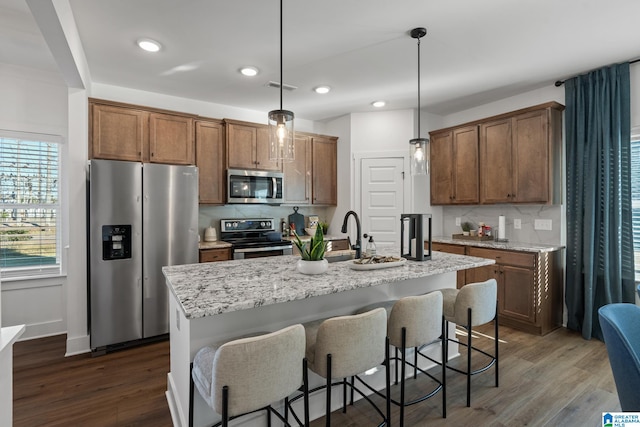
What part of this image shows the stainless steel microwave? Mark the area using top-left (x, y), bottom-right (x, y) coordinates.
top-left (227, 169), bottom-right (284, 204)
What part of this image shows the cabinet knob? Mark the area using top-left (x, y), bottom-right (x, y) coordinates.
top-left (151, 152), bottom-right (154, 157)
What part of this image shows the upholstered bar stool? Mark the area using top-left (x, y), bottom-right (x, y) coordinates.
top-left (190, 324), bottom-right (309, 427)
top-left (439, 278), bottom-right (498, 407)
top-left (355, 293), bottom-right (446, 426)
top-left (299, 307), bottom-right (390, 427)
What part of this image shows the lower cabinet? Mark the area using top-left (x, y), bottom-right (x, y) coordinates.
top-left (199, 248), bottom-right (232, 263)
top-left (433, 243), bottom-right (562, 335)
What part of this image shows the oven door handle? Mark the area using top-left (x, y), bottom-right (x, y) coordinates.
top-left (234, 245), bottom-right (293, 253)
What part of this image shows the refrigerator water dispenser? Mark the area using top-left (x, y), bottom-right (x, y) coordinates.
top-left (102, 225), bottom-right (132, 260)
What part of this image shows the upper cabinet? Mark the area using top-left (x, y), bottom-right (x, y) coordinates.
top-left (430, 125), bottom-right (479, 205)
top-left (149, 113), bottom-right (194, 165)
top-left (89, 99), bottom-right (195, 165)
top-left (196, 119), bottom-right (225, 204)
top-left (91, 103), bottom-right (148, 162)
top-left (480, 107), bottom-right (562, 204)
top-left (311, 136), bottom-right (338, 205)
top-left (283, 134), bottom-right (312, 205)
top-left (225, 120), bottom-right (280, 171)
top-left (430, 102), bottom-right (563, 206)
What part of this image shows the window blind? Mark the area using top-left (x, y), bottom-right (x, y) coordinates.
top-left (0, 133), bottom-right (61, 278)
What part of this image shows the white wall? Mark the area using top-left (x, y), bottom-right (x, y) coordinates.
top-left (0, 64), bottom-right (69, 340)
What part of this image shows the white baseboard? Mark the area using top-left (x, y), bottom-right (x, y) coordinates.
top-left (65, 334), bottom-right (90, 356)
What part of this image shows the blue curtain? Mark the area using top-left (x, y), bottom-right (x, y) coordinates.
top-left (565, 62), bottom-right (635, 340)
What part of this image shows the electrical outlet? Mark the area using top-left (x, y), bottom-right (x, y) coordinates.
top-left (514, 219), bottom-right (521, 229)
top-left (534, 219), bottom-right (553, 231)
top-left (455, 217), bottom-right (461, 226)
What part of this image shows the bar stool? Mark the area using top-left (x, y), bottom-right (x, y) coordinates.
top-left (298, 307), bottom-right (390, 427)
top-left (355, 293), bottom-right (446, 426)
top-left (439, 278), bottom-right (498, 407)
top-left (190, 324), bottom-right (309, 427)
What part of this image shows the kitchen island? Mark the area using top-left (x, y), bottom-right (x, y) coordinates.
top-left (163, 250), bottom-right (495, 427)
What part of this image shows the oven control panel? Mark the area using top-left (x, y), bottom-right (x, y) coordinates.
top-left (220, 218), bottom-right (276, 233)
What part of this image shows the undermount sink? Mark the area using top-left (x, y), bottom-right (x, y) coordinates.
top-left (325, 252), bottom-right (356, 263)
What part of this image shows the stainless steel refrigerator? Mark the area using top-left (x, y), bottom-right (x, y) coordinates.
top-left (87, 159), bottom-right (198, 352)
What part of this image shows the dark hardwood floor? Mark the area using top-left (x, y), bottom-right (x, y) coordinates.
top-left (13, 325), bottom-right (619, 426)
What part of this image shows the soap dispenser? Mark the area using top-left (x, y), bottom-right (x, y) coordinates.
top-left (363, 233), bottom-right (376, 257)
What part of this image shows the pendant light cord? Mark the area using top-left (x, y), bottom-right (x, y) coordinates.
top-left (416, 35), bottom-right (421, 139)
top-left (279, 0), bottom-right (283, 110)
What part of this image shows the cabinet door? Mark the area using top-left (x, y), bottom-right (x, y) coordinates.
top-left (466, 264), bottom-right (499, 285)
top-left (196, 120), bottom-right (225, 204)
top-left (227, 123), bottom-right (257, 169)
top-left (480, 118), bottom-right (513, 203)
top-left (512, 109), bottom-right (550, 203)
top-left (149, 113), bottom-right (194, 165)
top-left (429, 131), bottom-right (454, 205)
top-left (311, 137), bottom-right (337, 205)
top-left (91, 104), bottom-right (147, 161)
top-left (452, 126), bottom-right (479, 204)
top-left (501, 264), bottom-right (535, 323)
top-left (283, 134), bottom-right (311, 204)
top-left (255, 126), bottom-right (281, 171)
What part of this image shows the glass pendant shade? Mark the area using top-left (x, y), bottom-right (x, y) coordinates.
top-left (268, 109), bottom-right (295, 162)
top-left (411, 137), bottom-right (428, 175)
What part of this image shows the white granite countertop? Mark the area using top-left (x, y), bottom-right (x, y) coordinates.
top-left (198, 241), bottom-right (232, 250)
top-left (433, 237), bottom-right (563, 253)
top-left (163, 250), bottom-right (495, 320)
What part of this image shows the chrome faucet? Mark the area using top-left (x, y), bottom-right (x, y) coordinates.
top-left (341, 210), bottom-right (362, 258)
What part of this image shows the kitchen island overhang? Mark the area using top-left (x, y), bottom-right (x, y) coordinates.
top-left (163, 251), bottom-right (495, 427)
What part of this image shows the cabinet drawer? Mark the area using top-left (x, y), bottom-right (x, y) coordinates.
top-left (199, 248), bottom-right (231, 263)
top-left (328, 239), bottom-right (350, 251)
top-left (467, 247), bottom-right (535, 268)
top-left (432, 242), bottom-right (466, 255)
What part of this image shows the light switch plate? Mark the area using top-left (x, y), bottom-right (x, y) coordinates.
top-left (514, 219), bottom-right (521, 229)
top-left (534, 219), bottom-right (552, 231)
top-left (455, 217), bottom-right (461, 226)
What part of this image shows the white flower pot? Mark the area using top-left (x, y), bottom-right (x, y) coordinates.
top-left (296, 259), bottom-right (328, 275)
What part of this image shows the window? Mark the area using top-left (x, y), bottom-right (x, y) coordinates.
top-left (0, 131), bottom-right (61, 278)
top-left (632, 132), bottom-right (640, 280)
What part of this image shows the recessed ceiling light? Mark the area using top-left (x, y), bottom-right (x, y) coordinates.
top-left (240, 66), bottom-right (259, 77)
top-left (314, 85), bottom-right (331, 94)
top-left (137, 38), bottom-right (161, 52)
top-left (372, 101), bottom-right (386, 108)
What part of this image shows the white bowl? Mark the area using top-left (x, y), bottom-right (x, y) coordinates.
top-left (305, 227), bottom-right (317, 236)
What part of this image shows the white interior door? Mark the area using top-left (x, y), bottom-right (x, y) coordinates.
top-left (360, 157), bottom-right (405, 248)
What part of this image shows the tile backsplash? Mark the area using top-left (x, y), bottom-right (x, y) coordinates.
top-left (441, 205), bottom-right (562, 245)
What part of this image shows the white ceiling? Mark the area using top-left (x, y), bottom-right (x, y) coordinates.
top-left (2, 0), bottom-right (640, 121)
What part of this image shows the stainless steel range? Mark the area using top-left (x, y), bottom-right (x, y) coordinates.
top-left (220, 218), bottom-right (293, 259)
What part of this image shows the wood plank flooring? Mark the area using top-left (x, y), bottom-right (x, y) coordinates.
top-left (13, 325), bottom-right (619, 426)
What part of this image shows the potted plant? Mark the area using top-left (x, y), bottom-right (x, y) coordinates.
top-left (319, 220), bottom-right (329, 235)
top-left (461, 221), bottom-right (474, 236)
top-left (293, 226), bottom-right (328, 274)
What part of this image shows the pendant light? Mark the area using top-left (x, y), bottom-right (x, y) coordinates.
top-left (410, 27), bottom-right (428, 175)
top-left (268, 0), bottom-right (295, 162)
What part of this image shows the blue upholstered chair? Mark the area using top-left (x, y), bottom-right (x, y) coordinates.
top-left (598, 303), bottom-right (640, 411)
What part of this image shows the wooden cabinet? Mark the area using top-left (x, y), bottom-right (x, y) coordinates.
top-left (430, 126), bottom-right (479, 205)
top-left (283, 134), bottom-right (311, 204)
top-left (149, 113), bottom-right (194, 165)
top-left (91, 103), bottom-right (148, 162)
top-left (431, 242), bottom-right (467, 288)
top-left (311, 136), bottom-right (337, 205)
top-left (199, 248), bottom-right (231, 263)
top-left (196, 119), bottom-right (225, 204)
top-left (89, 99), bottom-right (195, 165)
top-left (429, 102), bottom-right (563, 206)
top-left (225, 120), bottom-right (280, 171)
top-left (329, 239), bottom-right (350, 251)
top-left (466, 246), bottom-right (562, 335)
top-left (480, 107), bottom-right (561, 204)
